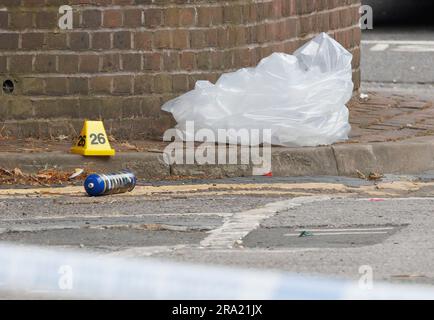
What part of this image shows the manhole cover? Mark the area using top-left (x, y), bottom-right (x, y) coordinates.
top-left (243, 225), bottom-right (405, 248)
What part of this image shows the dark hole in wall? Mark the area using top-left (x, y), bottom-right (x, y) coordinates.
top-left (2, 79), bottom-right (14, 94)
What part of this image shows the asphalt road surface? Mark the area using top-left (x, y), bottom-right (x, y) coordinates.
top-left (2, 174), bottom-right (434, 298)
top-left (361, 1), bottom-right (434, 94)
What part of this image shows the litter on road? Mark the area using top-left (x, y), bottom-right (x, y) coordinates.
top-left (162, 33), bottom-right (353, 147)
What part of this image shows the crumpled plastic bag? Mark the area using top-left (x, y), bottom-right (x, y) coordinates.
top-left (162, 33), bottom-right (353, 147)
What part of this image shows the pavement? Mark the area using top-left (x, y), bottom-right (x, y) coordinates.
top-left (1, 90), bottom-right (434, 180)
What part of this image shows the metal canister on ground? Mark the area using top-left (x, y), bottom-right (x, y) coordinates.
top-left (84, 170), bottom-right (136, 196)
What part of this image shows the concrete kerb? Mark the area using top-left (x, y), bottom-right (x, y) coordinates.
top-left (0, 152), bottom-right (170, 180)
top-left (1, 139), bottom-right (434, 179)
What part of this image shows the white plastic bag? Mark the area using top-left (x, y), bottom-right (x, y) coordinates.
top-left (162, 33), bottom-right (353, 147)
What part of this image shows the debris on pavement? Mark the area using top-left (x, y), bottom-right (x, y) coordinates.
top-left (356, 170), bottom-right (367, 180)
top-left (298, 231), bottom-right (314, 238)
top-left (120, 142), bottom-right (140, 152)
top-left (367, 172), bottom-right (384, 181)
top-left (356, 170), bottom-right (384, 181)
top-left (84, 170), bottom-right (136, 196)
top-left (0, 167), bottom-right (88, 186)
top-left (359, 93), bottom-right (369, 100)
top-left (68, 168), bottom-right (84, 180)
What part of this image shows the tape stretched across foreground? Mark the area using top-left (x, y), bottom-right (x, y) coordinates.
top-left (0, 243), bottom-right (433, 300)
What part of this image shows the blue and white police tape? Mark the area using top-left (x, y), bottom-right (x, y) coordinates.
top-left (0, 243), bottom-right (433, 299)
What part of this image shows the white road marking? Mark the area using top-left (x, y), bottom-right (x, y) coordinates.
top-left (285, 231), bottom-right (389, 237)
top-left (362, 40), bottom-right (434, 45)
top-left (392, 45), bottom-right (434, 53)
top-left (200, 196), bottom-right (331, 248)
top-left (362, 40), bottom-right (434, 53)
top-left (105, 245), bottom-right (187, 258)
top-left (0, 212), bottom-right (232, 222)
top-left (294, 227), bottom-right (394, 232)
top-left (370, 43), bottom-right (389, 51)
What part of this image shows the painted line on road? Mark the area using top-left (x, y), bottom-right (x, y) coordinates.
top-left (0, 212), bottom-right (233, 222)
top-left (200, 196), bottom-right (331, 248)
top-left (356, 197), bottom-right (434, 202)
top-left (294, 227), bottom-right (394, 232)
top-left (284, 231), bottom-right (388, 237)
top-left (370, 43), bottom-right (389, 51)
top-left (392, 45), bottom-right (434, 53)
top-left (363, 40), bottom-right (434, 53)
top-left (362, 40), bottom-right (434, 45)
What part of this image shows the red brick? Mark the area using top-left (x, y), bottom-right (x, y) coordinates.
top-left (172, 74), bottom-right (189, 92)
top-left (190, 30), bottom-right (206, 49)
top-left (124, 9), bottom-right (142, 27)
top-left (134, 31), bottom-right (153, 50)
top-left (79, 55), bottom-right (100, 73)
top-left (143, 52), bottom-right (161, 71)
top-left (0, 11), bottom-right (8, 29)
top-left (113, 75), bottom-right (132, 95)
top-left (90, 76), bottom-right (112, 94)
top-left (46, 33), bottom-right (67, 49)
top-left (92, 32), bottom-right (111, 50)
top-left (153, 74), bottom-right (171, 94)
top-left (9, 12), bottom-right (33, 30)
top-left (9, 55), bottom-right (33, 73)
top-left (34, 55), bottom-right (57, 73)
top-left (82, 9), bottom-right (102, 28)
top-left (69, 77), bottom-right (90, 95)
top-left (180, 51), bottom-right (195, 71)
top-left (144, 8), bottom-right (162, 28)
top-left (101, 54), bottom-right (120, 72)
top-left (69, 32), bottom-right (90, 50)
top-left (103, 10), bottom-right (122, 28)
top-left (35, 10), bottom-right (57, 29)
top-left (121, 53), bottom-right (142, 71)
top-left (0, 56), bottom-right (7, 73)
top-left (58, 55), bottom-right (79, 73)
top-left (134, 74), bottom-right (154, 94)
top-left (179, 8), bottom-right (195, 27)
top-left (154, 30), bottom-right (171, 49)
top-left (45, 77), bottom-right (68, 95)
top-left (0, 33), bottom-right (19, 49)
top-left (164, 7), bottom-right (179, 27)
top-left (172, 29), bottom-right (189, 49)
top-left (113, 31), bottom-right (131, 49)
top-left (21, 33), bottom-right (44, 50)
top-left (162, 51), bottom-right (179, 71)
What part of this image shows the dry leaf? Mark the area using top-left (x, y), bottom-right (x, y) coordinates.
top-left (12, 168), bottom-right (24, 176)
top-left (368, 172), bottom-right (383, 181)
top-left (356, 170), bottom-right (366, 180)
top-left (121, 142), bottom-right (140, 152)
top-left (69, 168), bottom-right (84, 180)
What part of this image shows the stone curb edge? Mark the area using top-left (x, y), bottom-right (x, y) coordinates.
top-left (1, 139), bottom-right (434, 179)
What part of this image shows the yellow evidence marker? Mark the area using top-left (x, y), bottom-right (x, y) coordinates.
top-left (71, 120), bottom-right (115, 156)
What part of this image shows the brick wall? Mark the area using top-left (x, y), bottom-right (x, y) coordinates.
top-left (0, 0), bottom-right (361, 140)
